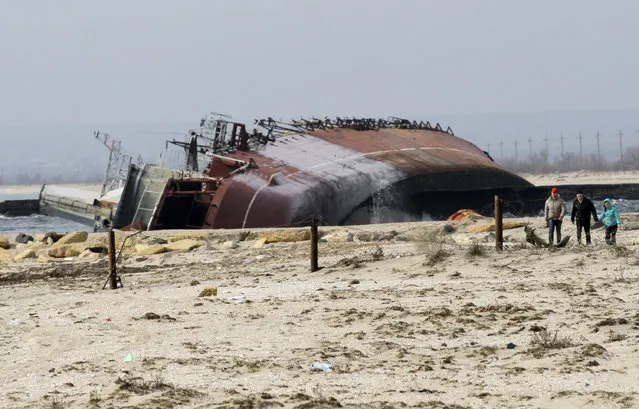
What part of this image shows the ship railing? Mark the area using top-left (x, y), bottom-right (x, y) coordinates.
top-left (40, 194), bottom-right (96, 214)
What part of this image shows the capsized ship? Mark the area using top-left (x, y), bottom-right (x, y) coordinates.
top-left (39, 114), bottom-right (534, 231)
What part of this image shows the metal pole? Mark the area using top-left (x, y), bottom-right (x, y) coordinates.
top-left (578, 132), bottom-right (583, 165)
top-left (108, 230), bottom-right (117, 289)
top-left (495, 195), bottom-right (503, 251)
top-left (310, 217), bottom-right (319, 272)
top-left (619, 130), bottom-right (624, 170)
top-left (544, 134), bottom-right (549, 164)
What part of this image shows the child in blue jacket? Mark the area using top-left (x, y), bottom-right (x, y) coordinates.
top-left (600, 198), bottom-right (622, 245)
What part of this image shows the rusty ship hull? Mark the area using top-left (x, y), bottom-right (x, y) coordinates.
top-left (126, 118), bottom-right (533, 231)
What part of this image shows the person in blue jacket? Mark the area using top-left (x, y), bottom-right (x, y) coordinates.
top-left (600, 198), bottom-right (622, 245)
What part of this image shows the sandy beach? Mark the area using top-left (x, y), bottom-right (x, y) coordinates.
top-left (520, 170), bottom-right (639, 187)
top-left (1, 211), bottom-right (638, 409)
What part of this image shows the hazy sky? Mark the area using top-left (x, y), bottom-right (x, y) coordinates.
top-left (1, 0), bottom-right (639, 128)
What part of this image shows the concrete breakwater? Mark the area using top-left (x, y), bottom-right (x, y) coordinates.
top-left (0, 199), bottom-right (39, 217)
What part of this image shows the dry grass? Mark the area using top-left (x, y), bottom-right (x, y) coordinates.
top-left (198, 287), bottom-right (218, 297)
top-left (466, 242), bottom-right (486, 258)
top-left (608, 331), bottom-right (629, 342)
top-left (45, 395), bottom-right (68, 409)
top-left (424, 247), bottom-right (451, 267)
top-left (610, 245), bottom-right (632, 258)
top-left (116, 372), bottom-right (174, 395)
top-left (371, 246), bottom-right (384, 261)
top-left (530, 329), bottom-right (574, 356)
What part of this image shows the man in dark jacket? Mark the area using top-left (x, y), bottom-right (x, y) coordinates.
top-left (570, 190), bottom-right (598, 245)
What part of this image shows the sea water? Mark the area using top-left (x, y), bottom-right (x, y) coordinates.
top-left (0, 192), bottom-right (91, 234)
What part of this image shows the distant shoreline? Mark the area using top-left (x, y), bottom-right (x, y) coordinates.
top-left (519, 170), bottom-right (639, 186)
top-left (0, 183), bottom-right (102, 196)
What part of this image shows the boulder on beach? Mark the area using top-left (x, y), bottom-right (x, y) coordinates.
top-left (52, 231), bottom-right (89, 248)
top-left (0, 237), bottom-right (9, 250)
top-left (41, 232), bottom-right (65, 243)
top-left (134, 244), bottom-right (167, 255)
top-left (14, 249), bottom-right (37, 261)
top-left (165, 239), bottom-right (204, 252)
top-left (0, 248), bottom-right (14, 263)
top-left (15, 233), bottom-right (34, 244)
top-left (48, 244), bottom-right (83, 258)
top-left (258, 229), bottom-right (310, 244)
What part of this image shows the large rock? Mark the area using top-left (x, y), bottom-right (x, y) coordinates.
top-left (0, 237), bottom-right (9, 250)
top-left (167, 232), bottom-right (210, 242)
top-left (52, 231), bottom-right (89, 248)
top-left (79, 250), bottom-right (101, 260)
top-left (14, 249), bottom-right (37, 261)
top-left (0, 249), bottom-right (14, 263)
top-left (321, 231), bottom-right (354, 243)
top-left (165, 239), bottom-right (204, 252)
top-left (48, 244), bottom-right (83, 258)
top-left (134, 244), bottom-right (167, 255)
top-left (15, 233), bottom-right (34, 244)
top-left (26, 242), bottom-right (48, 252)
top-left (41, 232), bottom-right (65, 243)
top-left (258, 229), bottom-right (310, 244)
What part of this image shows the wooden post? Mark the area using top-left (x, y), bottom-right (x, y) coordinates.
top-left (310, 216), bottom-right (319, 272)
top-left (107, 230), bottom-right (118, 289)
top-left (495, 195), bottom-right (503, 251)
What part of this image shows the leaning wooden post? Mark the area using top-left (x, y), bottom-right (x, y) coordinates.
top-left (310, 216), bottom-right (319, 272)
top-left (495, 195), bottom-right (503, 251)
top-left (107, 230), bottom-right (118, 289)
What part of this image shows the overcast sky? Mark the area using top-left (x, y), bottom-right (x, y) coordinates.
top-left (1, 0), bottom-right (638, 128)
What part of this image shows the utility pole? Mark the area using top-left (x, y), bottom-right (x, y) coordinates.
top-left (514, 140), bottom-right (518, 164)
top-left (577, 132), bottom-right (583, 164)
top-left (500, 141), bottom-right (504, 162)
top-left (543, 134), bottom-right (549, 163)
top-left (596, 131), bottom-right (601, 162)
top-left (560, 132), bottom-right (565, 159)
top-left (528, 137), bottom-right (532, 159)
top-left (618, 129), bottom-right (624, 170)
top-left (487, 142), bottom-right (491, 154)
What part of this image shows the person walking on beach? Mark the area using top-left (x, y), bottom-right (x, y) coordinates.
top-left (570, 190), bottom-right (598, 245)
top-left (544, 187), bottom-right (566, 245)
top-left (600, 198), bottom-right (622, 245)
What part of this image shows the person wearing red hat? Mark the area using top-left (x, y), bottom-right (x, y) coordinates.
top-left (544, 187), bottom-right (566, 245)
